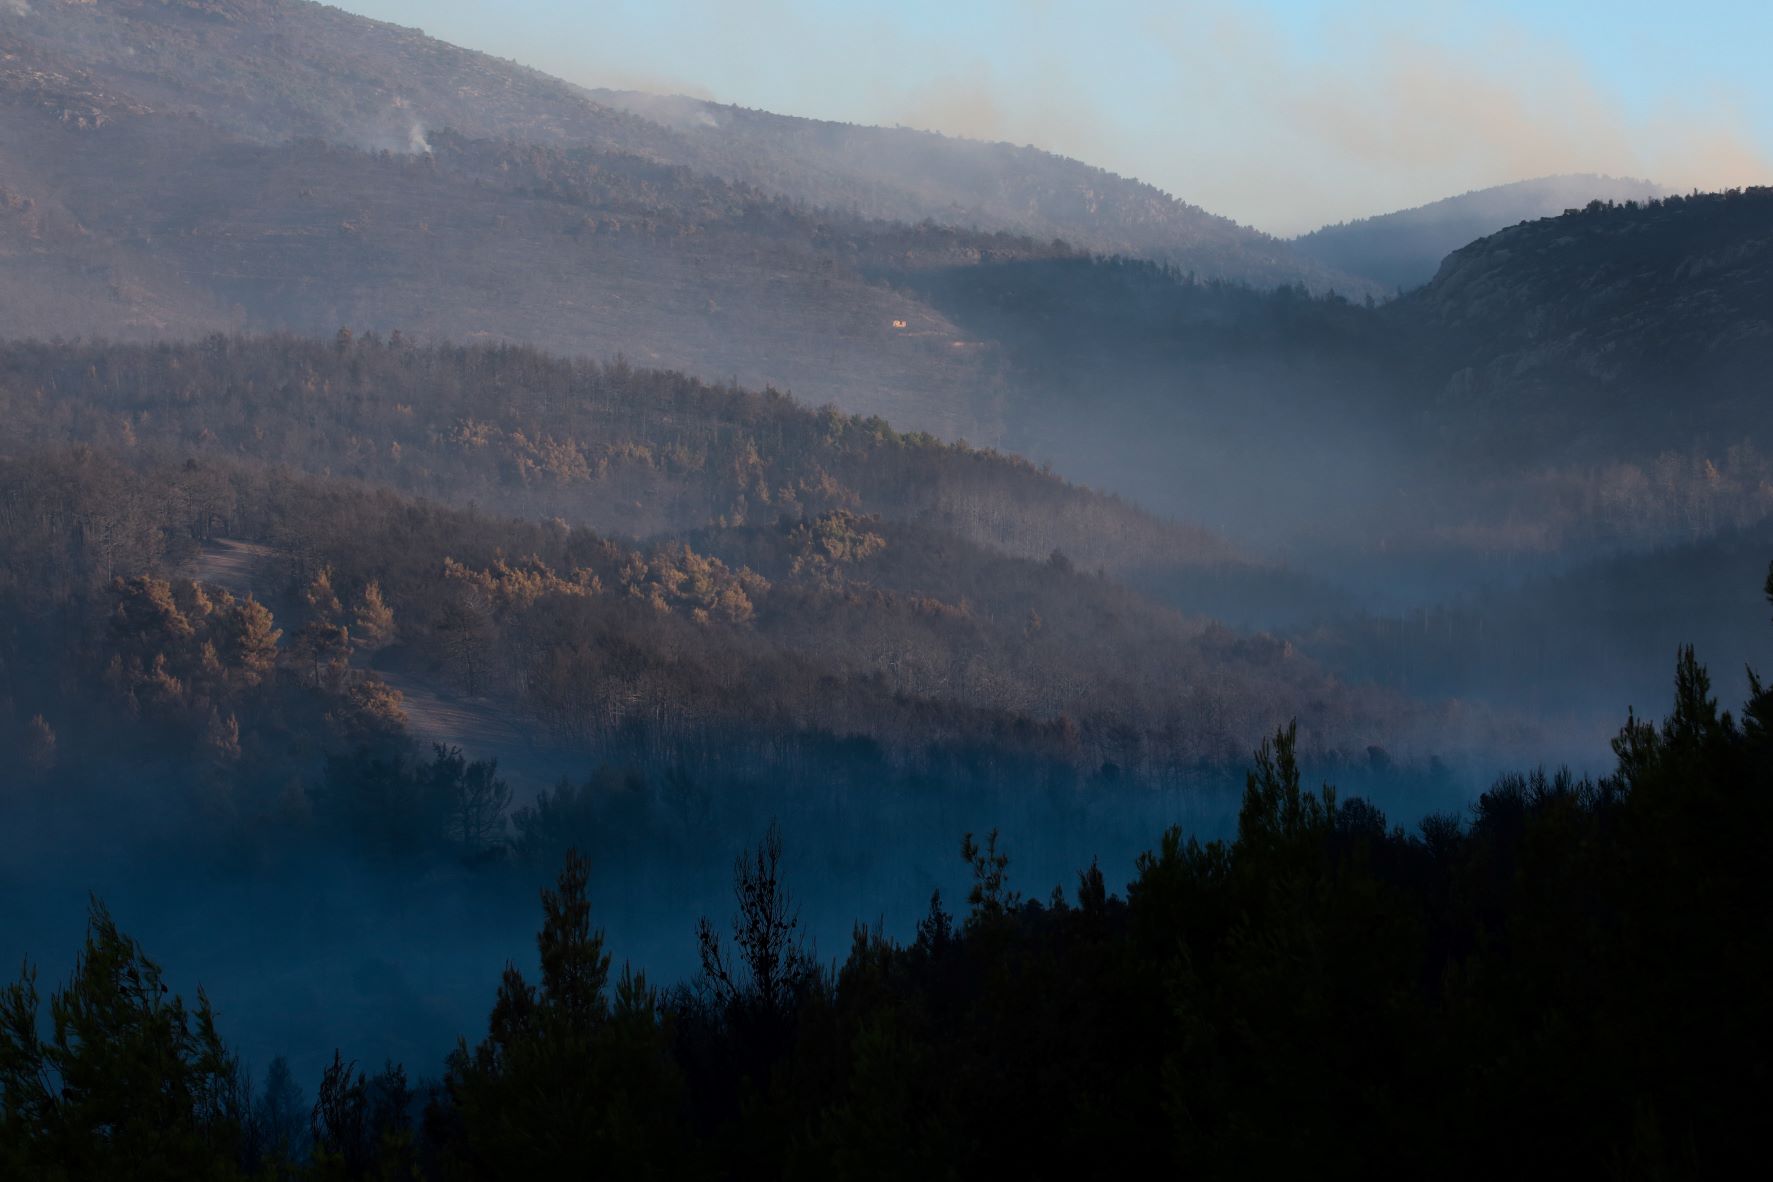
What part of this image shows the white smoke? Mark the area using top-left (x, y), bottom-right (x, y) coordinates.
top-left (595, 90), bottom-right (723, 133)
top-left (3, 1), bottom-right (32, 18)
top-left (359, 98), bottom-right (432, 156)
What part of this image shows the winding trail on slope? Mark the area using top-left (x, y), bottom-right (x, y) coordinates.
top-left (181, 539), bottom-right (587, 797)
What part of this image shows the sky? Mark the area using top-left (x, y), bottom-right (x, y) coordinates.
top-left (336, 0), bottom-right (1773, 235)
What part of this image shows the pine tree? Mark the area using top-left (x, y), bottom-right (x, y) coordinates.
top-left (223, 596), bottom-right (281, 689)
top-left (442, 850), bottom-right (686, 1176)
top-left (350, 580), bottom-right (395, 651)
top-left (0, 900), bottom-right (246, 1179)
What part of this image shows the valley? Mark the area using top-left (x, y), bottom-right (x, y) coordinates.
top-left (1, 2), bottom-right (1768, 1178)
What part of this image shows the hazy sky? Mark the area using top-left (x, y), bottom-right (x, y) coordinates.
top-left (336, 0), bottom-right (1773, 235)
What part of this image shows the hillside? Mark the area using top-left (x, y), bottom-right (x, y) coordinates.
top-left (1390, 187), bottom-right (1773, 460)
top-left (892, 206), bottom-right (1773, 570)
top-left (0, 78), bottom-right (1045, 434)
top-left (43, 335), bottom-right (1751, 772)
top-left (0, 0), bottom-right (1364, 292)
top-left (4, 4), bottom-right (1771, 572)
top-left (587, 88), bottom-right (1369, 292)
top-left (1292, 174), bottom-right (1667, 293)
top-left (0, 0), bottom-right (1364, 441)
top-left (0, 334), bottom-right (1237, 576)
top-left (0, 444), bottom-right (1457, 803)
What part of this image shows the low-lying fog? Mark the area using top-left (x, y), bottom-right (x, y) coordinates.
top-left (2, 752), bottom-right (1494, 1091)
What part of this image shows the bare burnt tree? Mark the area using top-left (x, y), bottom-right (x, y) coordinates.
top-left (696, 819), bottom-right (815, 1023)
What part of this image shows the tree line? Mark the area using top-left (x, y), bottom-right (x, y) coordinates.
top-left (0, 334), bottom-right (1233, 578)
top-left (2, 445), bottom-right (1453, 838)
top-left (6, 584), bottom-right (1770, 1178)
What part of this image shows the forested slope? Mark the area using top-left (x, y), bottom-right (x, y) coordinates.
top-left (893, 193), bottom-right (1773, 564)
top-left (1, 0), bottom-right (1361, 290)
top-left (0, 335), bottom-right (1232, 573)
top-left (0, 443), bottom-right (1451, 805)
top-left (1392, 187), bottom-right (1773, 460)
top-left (0, 87), bottom-right (1034, 433)
top-left (6, 620), bottom-right (1767, 1179)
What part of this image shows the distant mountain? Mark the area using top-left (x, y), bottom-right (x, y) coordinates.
top-left (0, 0), bottom-right (1385, 449)
top-left (0, 0), bottom-right (1365, 292)
top-left (887, 190), bottom-right (1773, 567)
top-left (587, 89), bottom-right (1370, 293)
top-left (1390, 186), bottom-right (1773, 457)
top-left (911, 187), bottom-right (1773, 476)
top-left (1, 3), bottom-right (1116, 437)
top-left (0, 88), bottom-right (1036, 436)
top-left (1292, 175), bottom-right (1667, 293)
top-left (5, 2), bottom-right (1770, 574)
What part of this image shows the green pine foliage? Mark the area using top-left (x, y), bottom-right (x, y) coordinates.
top-left (0, 902), bottom-right (247, 1180)
top-left (440, 850), bottom-right (687, 1178)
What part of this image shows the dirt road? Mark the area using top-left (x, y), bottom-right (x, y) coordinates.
top-left (180, 539), bottom-right (586, 795)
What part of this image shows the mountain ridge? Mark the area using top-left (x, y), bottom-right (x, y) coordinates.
top-left (1293, 174), bottom-right (1668, 292)
top-left (1392, 185), bottom-right (1773, 458)
top-left (1, 0), bottom-right (1370, 292)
